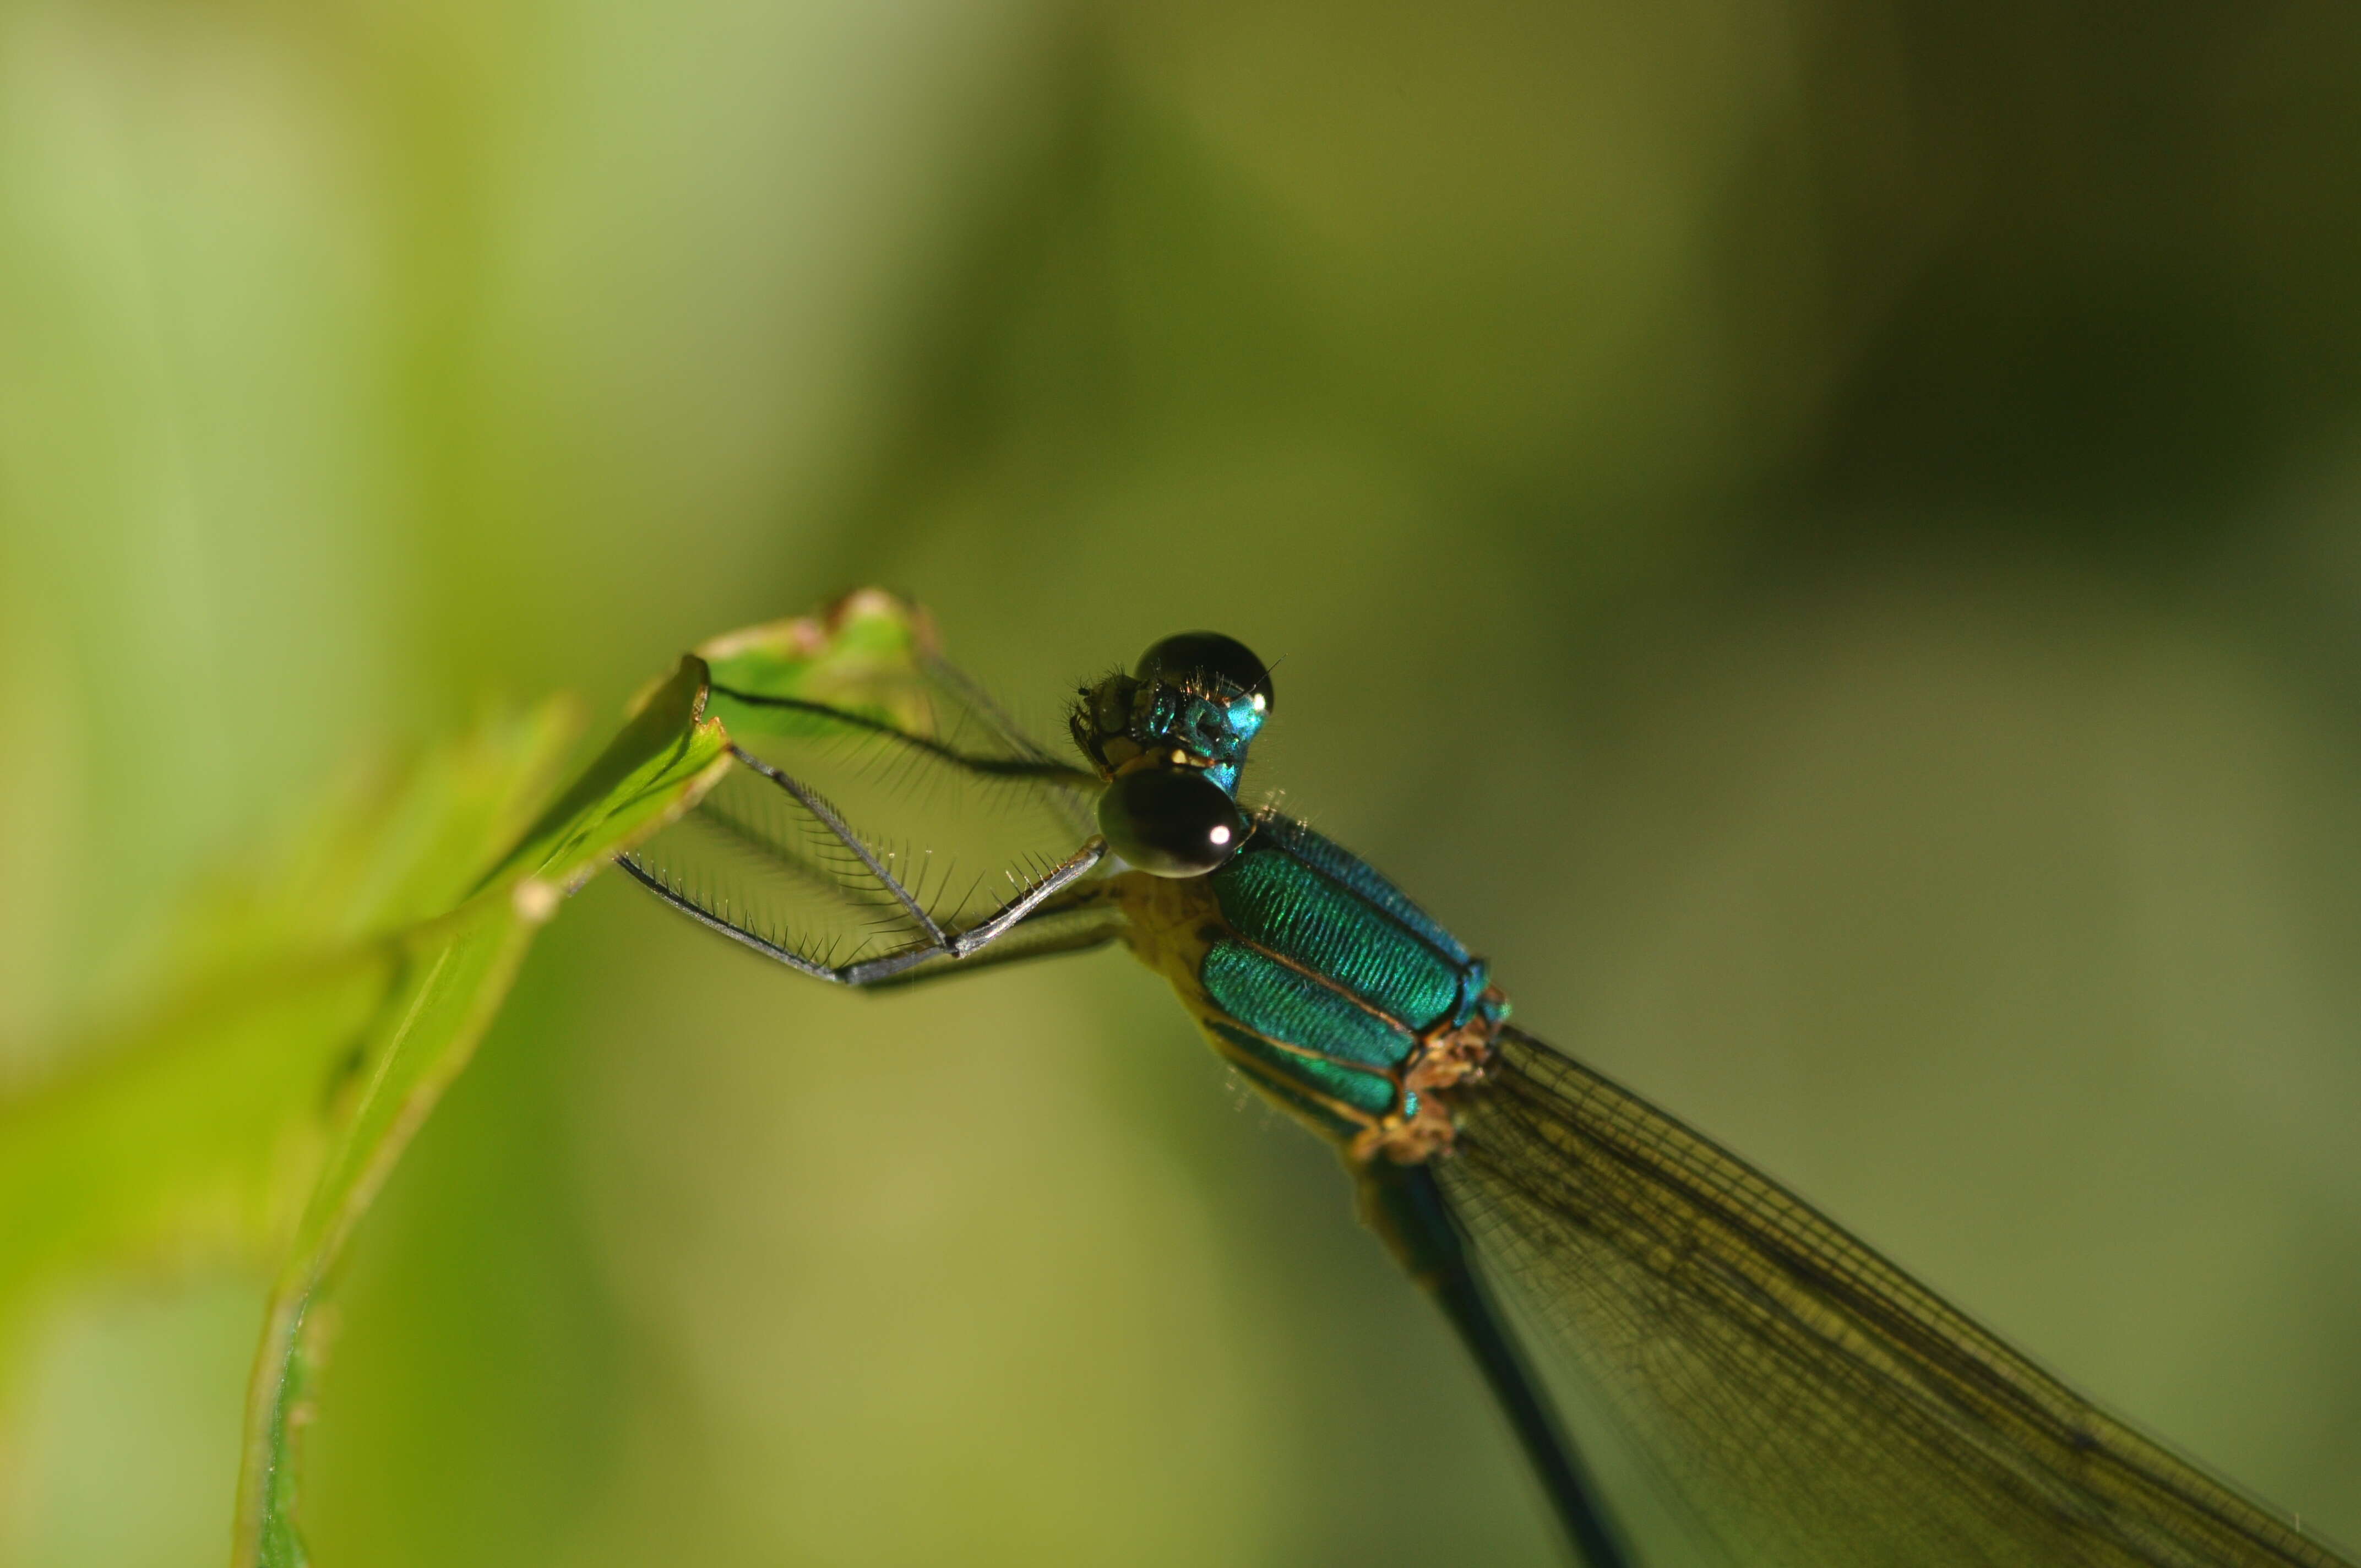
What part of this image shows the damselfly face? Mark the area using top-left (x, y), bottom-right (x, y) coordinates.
top-left (1068, 631), bottom-right (1273, 793)
top-left (1072, 631), bottom-right (1274, 878)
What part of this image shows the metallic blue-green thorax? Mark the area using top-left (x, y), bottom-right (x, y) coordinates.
top-left (1187, 815), bottom-right (1506, 1142)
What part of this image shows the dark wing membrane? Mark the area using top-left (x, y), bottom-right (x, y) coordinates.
top-left (1439, 1026), bottom-right (2353, 1568)
top-left (621, 656), bottom-right (1101, 979)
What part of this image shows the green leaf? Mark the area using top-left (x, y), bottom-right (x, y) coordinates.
top-left (698, 585), bottom-right (943, 738)
top-left (231, 654), bottom-right (730, 1567)
top-left (0, 595), bottom-right (927, 1567)
top-left (0, 701), bottom-right (584, 1363)
top-left (482, 653), bottom-right (730, 892)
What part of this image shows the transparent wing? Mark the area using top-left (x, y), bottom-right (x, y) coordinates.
top-left (1438, 1025), bottom-right (2354, 1568)
top-left (621, 616), bottom-right (1105, 983)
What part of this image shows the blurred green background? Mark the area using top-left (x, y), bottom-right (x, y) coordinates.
top-left (4, 0), bottom-right (2361, 1562)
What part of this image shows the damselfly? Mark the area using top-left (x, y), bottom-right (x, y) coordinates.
top-left (618, 591), bottom-right (2352, 1567)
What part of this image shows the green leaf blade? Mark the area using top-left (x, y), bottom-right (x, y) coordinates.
top-left (231, 647), bottom-right (731, 1566)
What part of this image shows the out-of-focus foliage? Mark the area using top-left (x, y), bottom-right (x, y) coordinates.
top-left (0, 700), bottom-right (577, 1366)
top-left (0, 651), bottom-right (732, 1565)
top-left (238, 655), bottom-right (729, 1567)
top-left (4, 0), bottom-right (2361, 1564)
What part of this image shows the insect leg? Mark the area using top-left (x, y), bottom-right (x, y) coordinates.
top-left (836, 836), bottom-right (1108, 986)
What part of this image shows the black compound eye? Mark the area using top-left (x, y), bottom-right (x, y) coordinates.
top-left (1134, 631), bottom-right (1273, 714)
top-left (1096, 766), bottom-right (1248, 877)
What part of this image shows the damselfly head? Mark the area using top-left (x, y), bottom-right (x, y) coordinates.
top-left (1068, 631), bottom-right (1273, 797)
